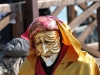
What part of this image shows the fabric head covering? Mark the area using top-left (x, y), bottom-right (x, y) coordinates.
top-left (28, 16), bottom-right (59, 50)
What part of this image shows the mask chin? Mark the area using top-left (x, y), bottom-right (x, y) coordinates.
top-left (41, 53), bottom-right (59, 67)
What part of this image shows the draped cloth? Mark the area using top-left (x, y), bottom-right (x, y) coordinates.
top-left (18, 16), bottom-right (100, 75)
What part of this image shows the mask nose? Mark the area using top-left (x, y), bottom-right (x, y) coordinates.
top-left (41, 43), bottom-right (49, 55)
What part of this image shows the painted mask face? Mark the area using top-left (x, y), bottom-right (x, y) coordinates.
top-left (33, 30), bottom-right (61, 67)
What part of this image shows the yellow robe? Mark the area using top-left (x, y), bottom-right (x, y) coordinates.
top-left (18, 19), bottom-right (100, 75)
top-left (18, 46), bottom-right (100, 75)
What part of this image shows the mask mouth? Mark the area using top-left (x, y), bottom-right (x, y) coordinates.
top-left (41, 53), bottom-right (56, 58)
top-left (43, 56), bottom-right (51, 58)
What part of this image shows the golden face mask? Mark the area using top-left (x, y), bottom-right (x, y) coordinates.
top-left (33, 30), bottom-right (61, 56)
top-left (33, 30), bottom-right (61, 67)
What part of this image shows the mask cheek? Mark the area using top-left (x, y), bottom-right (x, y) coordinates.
top-left (48, 42), bottom-right (61, 53)
top-left (35, 44), bottom-right (42, 56)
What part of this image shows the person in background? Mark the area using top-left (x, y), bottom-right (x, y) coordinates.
top-left (0, 37), bottom-right (29, 75)
top-left (18, 16), bottom-right (100, 75)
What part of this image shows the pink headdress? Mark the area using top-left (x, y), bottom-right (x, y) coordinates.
top-left (28, 16), bottom-right (59, 50)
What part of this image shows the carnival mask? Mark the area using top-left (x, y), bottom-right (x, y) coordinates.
top-left (33, 30), bottom-right (61, 67)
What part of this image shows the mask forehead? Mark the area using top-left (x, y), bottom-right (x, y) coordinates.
top-left (34, 31), bottom-right (58, 43)
top-left (33, 30), bottom-right (61, 56)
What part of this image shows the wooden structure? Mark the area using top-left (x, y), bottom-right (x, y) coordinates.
top-left (0, 0), bottom-right (100, 58)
